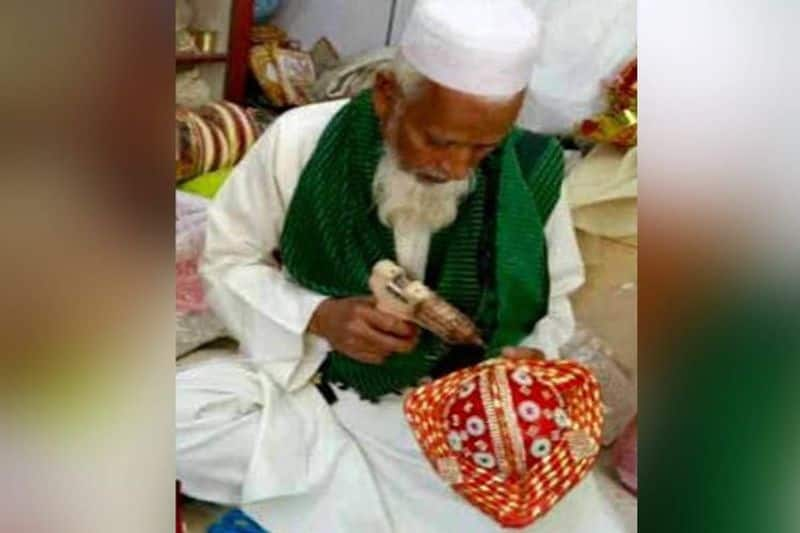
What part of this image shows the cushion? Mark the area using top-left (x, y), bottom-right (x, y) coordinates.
top-left (404, 357), bottom-right (602, 528)
top-left (176, 101), bottom-right (259, 182)
top-left (175, 191), bottom-right (227, 357)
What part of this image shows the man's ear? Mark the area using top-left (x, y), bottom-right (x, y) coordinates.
top-left (372, 70), bottom-right (401, 128)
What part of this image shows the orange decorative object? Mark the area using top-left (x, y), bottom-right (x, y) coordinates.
top-left (175, 101), bottom-right (260, 182)
top-left (577, 58), bottom-right (637, 147)
top-left (404, 358), bottom-right (603, 528)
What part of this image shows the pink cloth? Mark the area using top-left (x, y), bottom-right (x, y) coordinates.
top-left (176, 259), bottom-right (208, 313)
top-left (176, 192), bottom-right (210, 314)
top-left (175, 191), bottom-right (226, 357)
top-left (614, 417), bottom-right (637, 494)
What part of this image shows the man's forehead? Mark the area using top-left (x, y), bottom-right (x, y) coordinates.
top-left (425, 125), bottom-right (505, 146)
top-left (406, 80), bottom-right (523, 142)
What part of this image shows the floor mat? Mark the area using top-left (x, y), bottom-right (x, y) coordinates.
top-left (208, 509), bottom-right (268, 533)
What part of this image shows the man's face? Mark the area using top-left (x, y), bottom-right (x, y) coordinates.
top-left (373, 73), bottom-right (525, 184)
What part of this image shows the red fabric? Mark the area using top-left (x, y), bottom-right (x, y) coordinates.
top-left (176, 481), bottom-right (184, 533)
top-left (405, 358), bottom-right (603, 528)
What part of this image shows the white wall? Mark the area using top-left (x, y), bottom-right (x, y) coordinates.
top-left (183, 0), bottom-right (403, 100)
top-left (389, 0), bottom-right (415, 45)
top-left (271, 0), bottom-right (395, 58)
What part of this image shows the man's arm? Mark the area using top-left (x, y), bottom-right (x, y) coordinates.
top-left (200, 105), bottom-right (419, 389)
top-left (509, 189), bottom-right (585, 359)
top-left (200, 117), bottom-right (333, 391)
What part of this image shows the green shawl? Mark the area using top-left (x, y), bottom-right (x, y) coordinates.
top-left (280, 90), bottom-right (563, 401)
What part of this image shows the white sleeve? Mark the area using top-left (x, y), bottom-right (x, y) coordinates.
top-left (518, 190), bottom-right (585, 359)
top-left (199, 118), bottom-right (330, 391)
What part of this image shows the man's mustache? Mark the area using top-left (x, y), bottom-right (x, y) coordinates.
top-left (413, 168), bottom-right (473, 183)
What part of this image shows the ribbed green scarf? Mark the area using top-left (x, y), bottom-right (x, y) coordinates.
top-left (280, 90), bottom-right (563, 401)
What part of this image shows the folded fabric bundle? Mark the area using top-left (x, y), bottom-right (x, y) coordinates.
top-left (250, 41), bottom-right (316, 107)
top-left (248, 28), bottom-right (339, 108)
top-left (312, 47), bottom-right (395, 101)
top-left (310, 37), bottom-right (341, 76)
top-left (176, 102), bottom-right (260, 181)
top-left (176, 191), bottom-right (227, 356)
top-left (566, 144), bottom-right (637, 238)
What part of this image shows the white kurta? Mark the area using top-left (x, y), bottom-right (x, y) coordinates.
top-left (177, 99), bottom-right (623, 532)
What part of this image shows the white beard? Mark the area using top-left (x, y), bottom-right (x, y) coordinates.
top-left (372, 148), bottom-right (472, 280)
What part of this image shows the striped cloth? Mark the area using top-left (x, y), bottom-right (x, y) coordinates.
top-left (280, 90), bottom-right (564, 401)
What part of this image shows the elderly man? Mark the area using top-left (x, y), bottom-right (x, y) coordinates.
top-left (177, 0), bottom-right (622, 531)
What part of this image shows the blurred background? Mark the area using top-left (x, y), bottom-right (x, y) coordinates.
top-left (0, 0), bottom-right (797, 532)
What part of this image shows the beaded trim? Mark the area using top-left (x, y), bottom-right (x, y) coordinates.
top-left (495, 365), bottom-right (528, 477)
top-left (479, 369), bottom-right (510, 476)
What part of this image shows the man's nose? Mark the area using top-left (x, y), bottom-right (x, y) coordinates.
top-left (440, 147), bottom-right (473, 180)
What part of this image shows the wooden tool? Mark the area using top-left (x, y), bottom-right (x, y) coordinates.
top-left (369, 260), bottom-right (485, 347)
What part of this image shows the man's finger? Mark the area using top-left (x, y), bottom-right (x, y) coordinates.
top-left (355, 320), bottom-right (418, 354)
top-left (360, 306), bottom-right (418, 338)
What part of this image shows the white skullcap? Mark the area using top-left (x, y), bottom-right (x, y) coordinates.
top-left (400, 0), bottom-right (540, 97)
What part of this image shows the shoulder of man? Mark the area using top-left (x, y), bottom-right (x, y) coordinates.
top-left (263, 98), bottom-right (350, 152)
top-left (511, 128), bottom-right (564, 221)
top-left (239, 98), bottom-right (351, 188)
top-left (512, 129), bottom-right (563, 175)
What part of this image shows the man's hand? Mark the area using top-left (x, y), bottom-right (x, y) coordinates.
top-left (308, 297), bottom-right (419, 365)
top-left (501, 346), bottom-right (546, 360)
